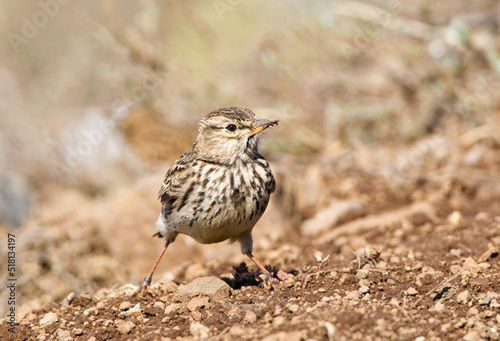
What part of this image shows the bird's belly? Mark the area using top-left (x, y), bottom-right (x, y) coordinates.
top-left (158, 161), bottom-right (273, 244)
top-left (170, 198), bottom-right (265, 244)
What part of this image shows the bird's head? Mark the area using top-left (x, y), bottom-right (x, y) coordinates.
top-left (192, 107), bottom-right (278, 164)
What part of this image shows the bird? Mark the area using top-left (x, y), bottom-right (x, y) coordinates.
top-left (135, 107), bottom-right (278, 296)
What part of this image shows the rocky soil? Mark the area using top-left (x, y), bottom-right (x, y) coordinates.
top-left (2, 137), bottom-right (500, 340)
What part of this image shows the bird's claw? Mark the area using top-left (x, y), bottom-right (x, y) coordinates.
top-left (132, 275), bottom-right (151, 297)
top-left (260, 273), bottom-right (281, 290)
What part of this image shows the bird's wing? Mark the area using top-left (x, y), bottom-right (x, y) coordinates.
top-left (157, 151), bottom-right (194, 213)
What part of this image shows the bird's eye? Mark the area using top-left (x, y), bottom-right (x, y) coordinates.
top-left (226, 124), bottom-right (237, 132)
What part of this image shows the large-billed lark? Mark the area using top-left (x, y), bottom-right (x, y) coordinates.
top-left (135, 107), bottom-right (278, 295)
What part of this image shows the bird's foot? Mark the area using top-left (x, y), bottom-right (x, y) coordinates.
top-left (260, 272), bottom-right (284, 291)
top-left (132, 275), bottom-right (152, 297)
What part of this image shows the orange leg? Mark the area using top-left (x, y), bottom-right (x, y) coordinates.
top-left (245, 252), bottom-right (270, 276)
top-left (133, 241), bottom-right (170, 296)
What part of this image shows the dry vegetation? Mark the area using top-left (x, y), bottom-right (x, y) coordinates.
top-left (1, 1), bottom-right (500, 340)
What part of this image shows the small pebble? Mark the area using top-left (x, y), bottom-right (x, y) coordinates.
top-left (358, 286), bottom-right (370, 295)
top-left (356, 269), bottom-right (369, 279)
top-left (164, 303), bottom-right (179, 315)
top-left (57, 329), bottom-right (72, 341)
top-left (190, 322), bottom-right (210, 338)
top-left (79, 291), bottom-right (92, 300)
top-left (407, 287), bottom-right (418, 296)
top-left (244, 310), bottom-right (257, 323)
top-left (115, 320), bottom-right (136, 334)
top-left (456, 290), bottom-right (470, 304)
top-left (39, 313), bottom-right (58, 326)
top-left (447, 211), bottom-right (463, 226)
top-left (273, 316), bottom-right (286, 327)
top-left (119, 301), bottom-right (132, 311)
top-left (127, 303), bottom-right (142, 316)
top-left (153, 301), bottom-right (166, 309)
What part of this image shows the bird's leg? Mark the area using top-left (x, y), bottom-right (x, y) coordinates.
top-left (133, 241), bottom-right (170, 297)
top-left (245, 252), bottom-right (281, 289)
top-left (245, 252), bottom-right (270, 276)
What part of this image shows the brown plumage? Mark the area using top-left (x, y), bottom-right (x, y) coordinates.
top-left (135, 107), bottom-right (278, 295)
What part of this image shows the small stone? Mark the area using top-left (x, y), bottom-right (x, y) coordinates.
top-left (430, 302), bottom-right (445, 312)
top-left (153, 301), bottom-right (166, 309)
top-left (358, 286), bottom-right (370, 295)
top-left (288, 304), bottom-right (299, 313)
top-left (244, 310), bottom-right (257, 323)
top-left (447, 211), bottom-right (463, 226)
top-left (467, 307), bottom-right (479, 316)
top-left (463, 257), bottom-right (481, 276)
top-left (187, 296), bottom-right (210, 312)
top-left (79, 291), bottom-right (92, 300)
top-left (96, 302), bottom-right (106, 310)
top-left (57, 329), bottom-right (72, 341)
top-left (72, 328), bottom-right (84, 336)
top-left (479, 262), bottom-right (491, 270)
top-left (389, 298), bottom-right (401, 307)
top-left (317, 287), bottom-right (327, 293)
top-left (407, 287), bottom-right (418, 296)
top-left (262, 312), bottom-right (273, 323)
top-left (479, 291), bottom-right (499, 306)
top-left (178, 276), bottom-right (231, 301)
top-left (164, 303), bottom-right (179, 315)
top-left (478, 247), bottom-right (498, 262)
top-left (463, 331), bottom-right (481, 341)
top-left (356, 269), bottom-right (369, 279)
top-left (115, 320), bottom-right (136, 334)
top-left (119, 301), bottom-right (132, 311)
top-left (449, 249), bottom-right (462, 257)
top-left (490, 299), bottom-right (500, 308)
top-left (127, 303), bottom-right (142, 316)
top-left (39, 313), bottom-right (58, 326)
top-left (189, 322), bottom-right (210, 338)
top-left (62, 292), bottom-right (75, 306)
top-left (282, 274), bottom-right (296, 288)
top-left (273, 316), bottom-right (286, 327)
top-left (457, 290), bottom-right (470, 304)
top-left (83, 307), bottom-right (97, 316)
top-left (102, 320), bottom-right (113, 327)
top-left (346, 290), bottom-right (360, 300)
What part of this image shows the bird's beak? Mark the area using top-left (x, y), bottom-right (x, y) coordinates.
top-left (249, 119), bottom-right (279, 137)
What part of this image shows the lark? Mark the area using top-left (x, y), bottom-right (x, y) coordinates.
top-left (135, 107), bottom-right (278, 295)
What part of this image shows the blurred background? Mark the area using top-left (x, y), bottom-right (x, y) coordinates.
top-left (1, 0), bottom-right (499, 315)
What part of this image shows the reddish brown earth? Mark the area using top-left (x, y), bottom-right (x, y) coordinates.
top-left (1, 136), bottom-right (500, 340)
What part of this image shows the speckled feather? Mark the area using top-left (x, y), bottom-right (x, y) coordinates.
top-left (154, 107), bottom-right (277, 255)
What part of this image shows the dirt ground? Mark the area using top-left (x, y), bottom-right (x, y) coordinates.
top-left (2, 131), bottom-right (500, 340)
top-left (1, 1), bottom-right (500, 340)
